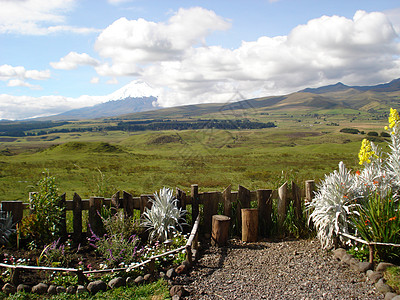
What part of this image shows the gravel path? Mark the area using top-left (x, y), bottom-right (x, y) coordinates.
top-left (176, 238), bottom-right (383, 299)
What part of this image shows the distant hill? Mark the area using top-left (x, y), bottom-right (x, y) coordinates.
top-left (301, 78), bottom-right (400, 94)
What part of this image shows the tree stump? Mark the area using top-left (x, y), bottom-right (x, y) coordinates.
top-left (241, 209), bottom-right (258, 242)
top-left (211, 215), bottom-right (231, 246)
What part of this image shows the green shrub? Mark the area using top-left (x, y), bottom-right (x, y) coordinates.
top-left (19, 171), bottom-right (64, 247)
top-left (340, 128), bottom-right (360, 134)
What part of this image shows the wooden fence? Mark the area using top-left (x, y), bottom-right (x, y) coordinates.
top-left (0, 180), bottom-right (316, 243)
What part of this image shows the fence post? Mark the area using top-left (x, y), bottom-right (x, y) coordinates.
top-left (236, 185), bottom-right (251, 233)
top-left (305, 180), bottom-right (315, 203)
top-left (203, 192), bottom-right (219, 236)
top-left (191, 184), bottom-right (199, 226)
top-left (0, 201), bottom-right (23, 224)
top-left (88, 197), bottom-right (105, 237)
top-left (277, 182), bottom-right (288, 232)
top-left (73, 193), bottom-right (82, 244)
top-left (111, 191), bottom-right (120, 214)
top-left (292, 182), bottom-right (302, 221)
top-left (59, 193), bottom-right (67, 240)
top-left (257, 189), bottom-right (272, 237)
top-left (223, 185), bottom-right (232, 217)
top-left (122, 191), bottom-right (134, 218)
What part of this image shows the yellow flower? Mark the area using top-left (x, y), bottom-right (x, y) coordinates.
top-left (358, 139), bottom-right (377, 165)
top-left (387, 108), bottom-right (400, 133)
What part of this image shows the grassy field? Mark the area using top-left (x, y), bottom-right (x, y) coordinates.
top-left (0, 109), bottom-right (388, 202)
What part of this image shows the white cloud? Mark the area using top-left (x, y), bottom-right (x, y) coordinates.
top-left (0, 64), bottom-right (50, 81)
top-left (7, 79), bottom-right (41, 90)
top-left (0, 93), bottom-right (105, 120)
top-left (107, 0), bottom-right (133, 5)
top-left (106, 78), bottom-right (119, 85)
top-left (90, 77), bottom-right (100, 84)
top-left (50, 52), bottom-right (100, 70)
top-left (94, 7), bottom-right (231, 66)
top-left (0, 0), bottom-right (98, 35)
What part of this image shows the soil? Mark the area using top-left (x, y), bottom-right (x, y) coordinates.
top-left (175, 238), bottom-right (384, 299)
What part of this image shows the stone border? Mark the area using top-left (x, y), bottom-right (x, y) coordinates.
top-left (333, 248), bottom-right (400, 300)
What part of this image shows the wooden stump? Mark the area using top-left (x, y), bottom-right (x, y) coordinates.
top-left (241, 209), bottom-right (258, 243)
top-left (211, 215), bottom-right (231, 246)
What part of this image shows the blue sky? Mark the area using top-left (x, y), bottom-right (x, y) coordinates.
top-left (1, 0), bottom-right (400, 119)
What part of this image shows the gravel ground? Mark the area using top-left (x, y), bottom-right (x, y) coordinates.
top-left (175, 238), bottom-right (383, 300)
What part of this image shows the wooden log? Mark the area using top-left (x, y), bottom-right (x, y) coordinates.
top-left (277, 182), bottom-right (288, 232)
top-left (191, 184), bottom-right (199, 226)
top-left (305, 180), bottom-right (315, 203)
top-left (241, 208), bottom-right (258, 242)
top-left (292, 182), bottom-right (302, 221)
top-left (222, 185), bottom-right (232, 217)
top-left (256, 189), bottom-right (272, 237)
top-left (211, 215), bottom-right (231, 246)
top-left (0, 201), bottom-right (23, 224)
top-left (72, 193), bottom-right (82, 243)
top-left (88, 197), bottom-right (104, 237)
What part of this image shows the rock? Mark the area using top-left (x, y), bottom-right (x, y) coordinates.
top-left (143, 274), bottom-right (152, 281)
top-left (357, 262), bottom-right (373, 273)
top-left (87, 280), bottom-right (107, 294)
top-left (134, 276), bottom-right (144, 284)
top-left (349, 258), bottom-right (360, 271)
top-left (56, 286), bottom-right (66, 294)
top-left (172, 295), bottom-right (180, 300)
top-left (47, 284), bottom-right (57, 295)
top-left (341, 253), bottom-right (353, 265)
top-left (166, 268), bottom-right (176, 279)
top-left (170, 285), bottom-right (188, 298)
top-left (32, 283), bottom-right (48, 295)
top-left (377, 262), bottom-right (395, 272)
top-left (159, 271), bottom-right (166, 279)
top-left (385, 292), bottom-right (399, 300)
top-left (126, 276), bottom-right (135, 286)
top-left (391, 296), bottom-right (400, 300)
top-left (16, 284), bottom-right (31, 293)
top-left (66, 285), bottom-right (77, 294)
top-left (2, 283), bottom-right (16, 294)
top-left (108, 277), bottom-right (125, 289)
top-left (367, 271), bottom-right (383, 284)
top-left (332, 248), bottom-right (347, 260)
top-left (376, 278), bottom-right (393, 294)
top-left (76, 285), bottom-right (86, 294)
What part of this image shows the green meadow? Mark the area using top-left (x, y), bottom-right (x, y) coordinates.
top-left (0, 110), bottom-right (387, 202)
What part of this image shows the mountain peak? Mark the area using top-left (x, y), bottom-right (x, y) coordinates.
top-left (107, 80), bottom-right (160, 100)
top-left (300, 82), bottom-right (350, 94)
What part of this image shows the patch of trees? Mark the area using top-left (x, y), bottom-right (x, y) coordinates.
top-left (0, 121), bottom-right (67, 137)
top-left (340, 128), bottom-right (362, 134)
top-left (106, 119), bottom-right (277, 132)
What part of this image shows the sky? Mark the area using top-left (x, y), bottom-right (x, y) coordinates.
top-left (1, 0), bottom-right (400, 120)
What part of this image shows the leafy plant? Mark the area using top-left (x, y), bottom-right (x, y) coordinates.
top-left (306, 161), bottom-right (356, 249)
top-left (0, 212), bottom-right (15, 245)
top-left (20, 171), bottom-right (64, 246)
top-left (141, 187), bottom-right (186, 242)
top-left (38, 238), bottom-right (69, 267)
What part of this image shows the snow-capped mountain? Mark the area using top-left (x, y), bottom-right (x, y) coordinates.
top-left (35, 80), bottom-right (161, 120)
top-left (107, 80), bottom-right (160, 100)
